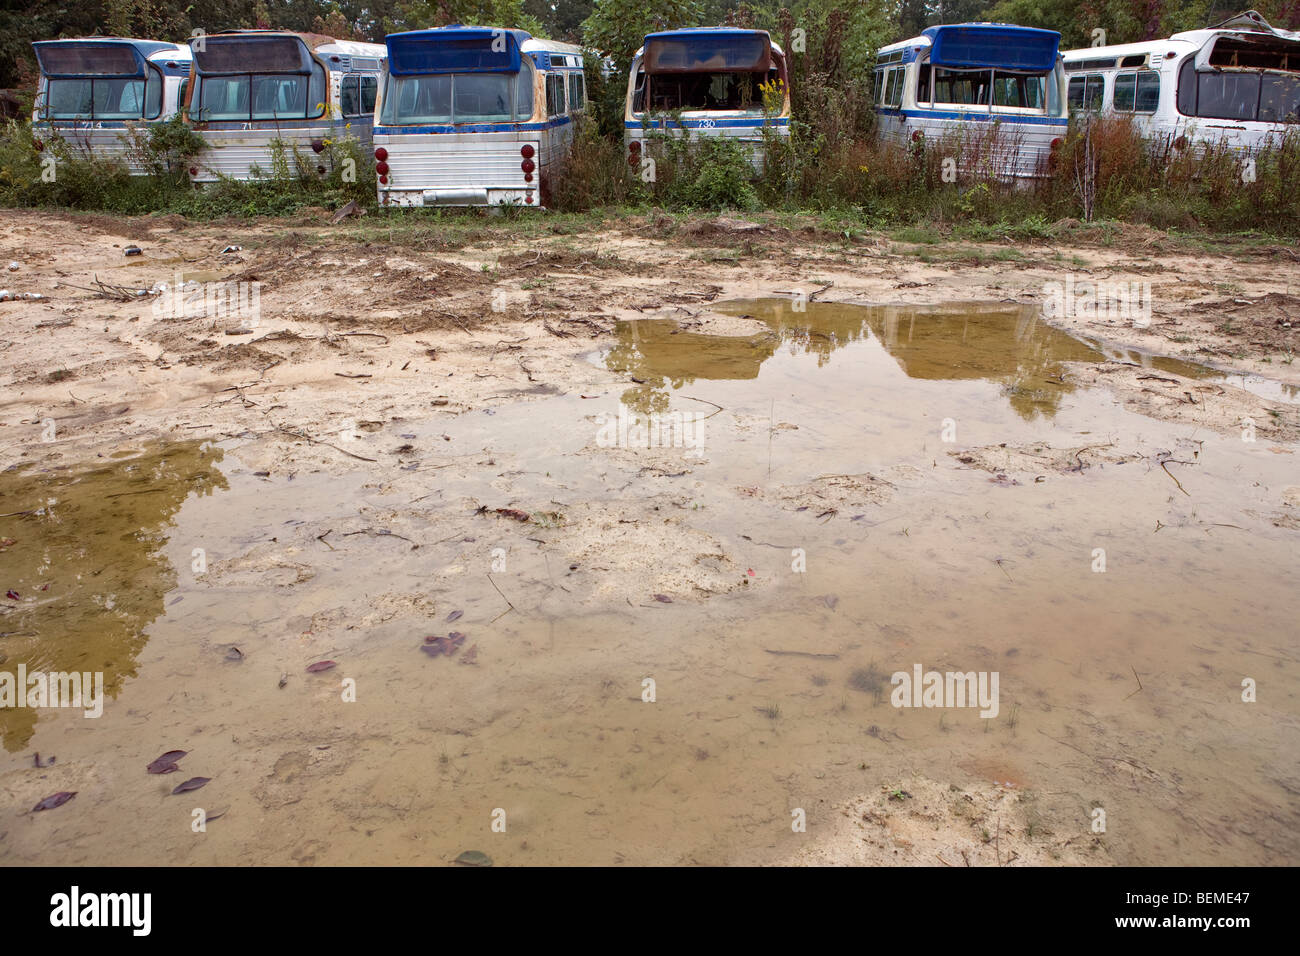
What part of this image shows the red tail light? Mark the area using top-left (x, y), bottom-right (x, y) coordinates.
top-left (375, 161), bottom-right (389, 175)
top-left (379, 175), bottom-right (388, 185)
top-left (521, 159), bottom-right (535, 173)
top-left (311, 140), bottom-right (325, 154)
top-left (520, 144), bottom-right (535, 158)
top-left (189, 166), bottom-right (198, 176)
top-left (911, 129), bottom-right (923, 142)
top-left (33, 139), bottom-right (43, 152)
top-left (525, 195), bottom-right (533, 204)
top-left (627, 152), bottom-right (639, 167)
top-left (1050, 137), bottom-right (1063, 151)
top-left (374, 147), bottom-right (388, 161)
top-left (524, 173), bottom-right (533, 182)
top-left (628, 140), bottom-right (641, 153)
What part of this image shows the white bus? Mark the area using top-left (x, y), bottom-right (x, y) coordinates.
top-left (624, 28), bottom-right (790, 170)
top-left (1062, 11), bottom-right (1300, 153)
top-left (30, 38), bottom-right (192, 173)
top-left (372, 25), bottom-right (585, 208)
top-left (185, 30), bottom-right (386, 183)
top-left (873, 23), bottom-right (1069, 180)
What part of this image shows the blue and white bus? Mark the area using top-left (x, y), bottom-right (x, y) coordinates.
top-left (873, 23), bottom-right (1069, 180)
top-left (185, 30), bottom-right (387, 183)
top-left (372, 25), bottom-right (585, 208)
top-left (624, 28), bottom-right (790, 169)
top-left (30, 38), bottom-right (192, 173)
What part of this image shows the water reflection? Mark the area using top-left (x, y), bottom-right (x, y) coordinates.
top-left (605, 298), bottom-right (1219, 421)
top-left (0, 441), bottom-right (227, 751)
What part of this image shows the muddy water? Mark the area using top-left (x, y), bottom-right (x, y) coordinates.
top-left (2, 300), bottom-right (1297, 866)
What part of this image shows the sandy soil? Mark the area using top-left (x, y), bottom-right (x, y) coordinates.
top-left (1, 209), bottom-right (1297, 865)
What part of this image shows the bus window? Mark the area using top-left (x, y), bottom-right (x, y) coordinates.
top-left (252, 75), bottom-right (308, 119)
top-left (872, 69), bottom-right (884, 105)
top-left (993, 72), bottom-right (1045, 109)
top-left (1115, 71), bottom-right (1159, 113)
top-left (883, 69), bottom-right (898, 108)
top-left (917, 63), bottom-right (931, 104)
top-left (454, 73), bottom-right (511, 123)
top-left (890, 67), bottom-right (904, 107)
top-left (934, 68), bottom-right (990, 106)
top-left (514, 66), bottom-right (534, 119)
top-left (546, 73), bottom-right (565, 116)
top-left (1259, 74), bottom-right (1300, 123)
top-left (568, 72), bottom-right (585, 111)
top-left (1068, 74), bottom-right (1105, 111)
top-left (360, 75), bottom-right (377, 113)
top-left (1196, 71), bottom-right (1260, 120)
top-left (145, 67), bottom-right (162, 119)
top-left (340, 76), bottom-right (360, 116)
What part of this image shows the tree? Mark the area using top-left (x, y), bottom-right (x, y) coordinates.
top-left (581, 0), bottom-right (702, 73)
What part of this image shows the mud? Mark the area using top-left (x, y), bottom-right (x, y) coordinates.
top-left (0, 210), bottom-right (1297, 866)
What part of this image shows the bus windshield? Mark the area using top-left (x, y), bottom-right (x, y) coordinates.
top-left (381, 69), bottom-right (533, 124)
top-left (45, 75), bottom-right (160, 119)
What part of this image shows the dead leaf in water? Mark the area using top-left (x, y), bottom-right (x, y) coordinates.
top-left (446, 610), bottom-right (463, 622)
top-left (454, 850), bottom-right (492, 867)
top-left (494, 508), bottom-right (530, 522)
top-left (306, 660), bottom-right (336, 673)
top-left (32, 791), bottom-right (75, 811)
top-left (171, 777), bottom-right (210, 795)
top-left (146, 750), bottom-right (187, 774)
top-left (652, 594), bottom-right (673, 603)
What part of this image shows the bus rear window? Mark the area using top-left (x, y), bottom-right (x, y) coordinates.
top-left (645, 71), bottom-right (768, 111)
top-left (45, 71), bottom-right (162, 120)
top-left (1196, 71), bottom-right (1260, 120)
top-left (1259, 74), bottom-right (1300, 123)
top-left (382, 69), bottom-right (533, 124)
top-left (993, 71), bottom-right (1045, 109)
top-left (933, 68), bottom-right (991, 106)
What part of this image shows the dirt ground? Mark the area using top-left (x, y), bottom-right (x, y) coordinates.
top-left (1, 208), bottom-right (1297, 865)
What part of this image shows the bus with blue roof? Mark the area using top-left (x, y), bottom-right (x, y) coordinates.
top-left (873, 23), bottom-right (1068, 179)
top-left (372, 25), bottom-right (586, 208)
top-left (624, 28), bottom-right (790, 171)
top-left (184, 30), bottom-right (387, 184)
top-left (30, 37), bottom-right (192, 173)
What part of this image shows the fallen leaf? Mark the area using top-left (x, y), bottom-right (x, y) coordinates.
top-left (34, 752), bottom-right (56, 768)
top-left (495, 508), bottom-right (530, 522)
top-left (32, 791), bottom-right (76, 811)
top-left (171, 777), bottom-right (211, 795)
top-left (147, 750), bottom-right (188, 774)
top-left (5, 590), bottom-right (18, 601)
top-left (446, 610), bottom-right (463, 622)
top-left (224, 646), bottom-right (244, 662)
top-left (653, 594), bottom-right (673, 603)
top-left (454, 850), bottom-right (492, 867)
top-left (306, 660), bottom-right (336, 673)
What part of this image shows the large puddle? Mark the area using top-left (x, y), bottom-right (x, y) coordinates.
top-left (2, 300), bottom-right (1297, 866)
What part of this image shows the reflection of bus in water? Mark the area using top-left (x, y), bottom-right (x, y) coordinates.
top-left (373, 25), bottom-right (586, 208)
top-left (185, 30), bottom-right (386, 183)
top-left (624, 28), bottom-right (790, 171)
top-left (30, 38), bottom-right (192, 173)
top-left (873, 23), bottom-right (1069, 180)
top-left (1062, 11), bottom-right (1299, 154)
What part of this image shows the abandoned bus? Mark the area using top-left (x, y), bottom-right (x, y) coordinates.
top-left (624, 28), bottom-right (790, 170)
top-left (185, 30), bottom-right (386, 183)
top-left (372, 25), bottom-right (585, 207)
top-left (873, 23), bottom-right (1068, 179)
top-left (1062, 11), bottom-right (1300, 153)
top-left (30, 38), bottom-right (192, 172)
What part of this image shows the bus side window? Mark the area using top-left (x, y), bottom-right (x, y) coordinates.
top-left (360, 76), bottom-right (378, 113)
top-left (1114, 71), bottom-right (1136, 111)
top-left (568, 72), bottom-right (584, 112)
top-left (546, 73), bottom-right (565, 116)
top-left (340, 75), bottom-right (360, 116)
top-left (1086, 75), bottom-right (1104, 110)
top-left (883, 69), bottom-right (897, 108)
top-left (917, 63), bottom-right (931, 104)
top-left (893, 68), bottom-right (905, 107)
top-left (1134, 70), bottom-right (1159, 112)
top-left (145, 66), bottom-right (163, 119)
top-left (1068, 76), bottom-right (1085, 109)
top-left (178, 78), bottom-right (189, 115)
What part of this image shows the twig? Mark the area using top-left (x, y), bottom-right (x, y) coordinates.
top-left (274, 425), bottom-right (377, 462)
top-left (680, 395), bottom-right (724, 419)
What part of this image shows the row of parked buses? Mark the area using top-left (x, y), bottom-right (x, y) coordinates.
top-left (875, 11), bottom-right (1300, 179)
top-left (27, 13), bottom-right (1300, 204)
